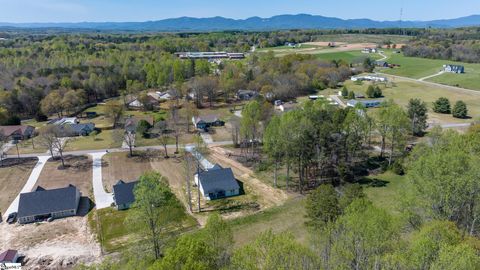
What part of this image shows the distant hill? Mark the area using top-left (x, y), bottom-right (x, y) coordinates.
top-left (1, 14), bottom-right (480, 31)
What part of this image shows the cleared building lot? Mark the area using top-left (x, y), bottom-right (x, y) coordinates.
top-left (0, 158), bottom-right (37, 215)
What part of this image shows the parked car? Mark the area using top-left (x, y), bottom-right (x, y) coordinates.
top-left (7, 212), bottom-right (17, 224)
top-left (47, 217), bottom-right (54, 222)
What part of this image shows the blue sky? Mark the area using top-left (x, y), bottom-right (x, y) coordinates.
top-left (1, 0), bottom-right (479, 23)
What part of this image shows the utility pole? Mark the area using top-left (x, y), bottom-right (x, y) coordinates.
top-left (197, 156), bottom-right (201, 213)
top-left (185, 153), bottom-right (193, 212)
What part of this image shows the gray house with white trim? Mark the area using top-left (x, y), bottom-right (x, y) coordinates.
top-left (194, 164), bottom-right (240, 200)
top-left (17, 185), bottom-right (81, 224)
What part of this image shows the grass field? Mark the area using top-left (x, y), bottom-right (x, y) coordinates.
top-left (380, 50), bottom-right (480, 90)
top-left (311, 34), bottom-right (410, 44)
top-left (315, 50), bottom-right (382, 63)
top-left (0, 158), bottom-right (37, 213)
top-left (36, 155), bottom-right (93, 197)
top-left (363, 172), bottom-right (407, 215)
top-left (228, 197), bottom-right (307, 247)
top-left (332, 78), bottom-right (480, 123)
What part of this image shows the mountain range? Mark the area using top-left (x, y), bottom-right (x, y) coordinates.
top-left (1, 14), bottom-right (480, 31)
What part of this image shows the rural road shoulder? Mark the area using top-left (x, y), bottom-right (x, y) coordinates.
top-left (3, 156), bottom-right (50, 219)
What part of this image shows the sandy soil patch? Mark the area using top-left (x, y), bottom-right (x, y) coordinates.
top-left (0, 158), bottom-right (37, 213)
top-left (36, 155), bottom-right (93, 197)
top-left (0, 216), bottom-right (101, 269)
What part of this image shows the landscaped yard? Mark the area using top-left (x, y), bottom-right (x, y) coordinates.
top-left (35, 155), bottom-right (93, 197)
top-left (0, 158), bottom-right (37, 213)
top-left (65, 129), bottom-right (122, 151)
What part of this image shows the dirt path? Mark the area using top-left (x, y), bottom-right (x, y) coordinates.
top-left (208, 147), bottom-right (289, 208)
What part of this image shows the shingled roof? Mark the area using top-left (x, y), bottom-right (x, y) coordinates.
top-left (113, 180), bottom-right (139, 206)
top-left (18, 185), bottom-right (79, 218)
top-left (0, 249), bottom-right (18, 263)
top-left (198, 165), bottom-right (240, 194)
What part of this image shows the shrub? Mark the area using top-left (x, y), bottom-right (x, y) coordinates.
top-left (433, 97), bottom-right (451, 114)
top-left (452, 100), bottom-right (468, 118)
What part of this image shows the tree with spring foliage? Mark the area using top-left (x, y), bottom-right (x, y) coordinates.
top-left (407, 98), bottom-right (428, 136)
top-left (263, 115), bottom-right (284, 187)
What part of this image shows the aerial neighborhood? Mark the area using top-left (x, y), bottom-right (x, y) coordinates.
top-left (0, 4), bottom-right (479, 269)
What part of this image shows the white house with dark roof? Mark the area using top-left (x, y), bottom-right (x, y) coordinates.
top-left (194, 164), bottom-right (240, 200)
top-left (443, 64), bottom-right (465, 74)
top-left (17, 185), bottom-right (80, 224)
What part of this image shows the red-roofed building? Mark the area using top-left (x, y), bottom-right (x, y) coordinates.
top-left (0, 249), bottom-right (18, 263)
top-left (0, 125), bottom-right (35, 140)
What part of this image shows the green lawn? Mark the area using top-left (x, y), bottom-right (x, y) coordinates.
top-left (335, 78), bottom-right (480, 123)
top-left (228, 197), bottom-right (308, 247)
top-left (90, 206), bottom-right (198, 253)
top-left (363, 172), bottom-right (407, 215)
top-left (315, 50), bottom-right (382, 63)
top-left (380, 50), bottom-right (480, 90)
top-left (66, 129), bottom-right (122, 151)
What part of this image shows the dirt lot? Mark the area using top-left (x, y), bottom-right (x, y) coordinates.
top-left (36, 155), bottom-right (93, 197)
top-left (0, 158), bottom-right (37, 214)
top-left (208, 147), bottom-right (289, 209)
top-left (102, 152), bottom-right (155, 192)
top-left (0, 215), bottom-right (101, 269)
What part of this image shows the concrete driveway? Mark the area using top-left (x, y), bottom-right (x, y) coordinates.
top-left (89, 152), bottom-right (113, 209)
top-left (3, 156), bottom-right (50, 219)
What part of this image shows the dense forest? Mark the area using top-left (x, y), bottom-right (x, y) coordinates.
top-left (403, 27), bottom-right (480, 62)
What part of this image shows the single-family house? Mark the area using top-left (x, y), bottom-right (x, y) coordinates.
top-left (347, 99), bottom-right (382, 108)
top-left (375, 61), bottom-right (389, 68)
top-left (124, 116), bottom-right (155, 133)
top-left (17, 185), bottom-right (81, 224)
top-left (236, 90), bottom-right (259, 101)
top-left (192, 115), bottom-right (225, 130)
top-left (0, 249), bottom-right (19, 263)
top-left (0, 125), bottom-right (35, 140)
top-left (127, 95), bottom-right (160, 109)
top-left (59, 123), bottom-right (95, 136)
top-left (275, 102), bottom-right (297, 112)
top-left (443, 64), bottom-right (465, 74)
top-left (48, 117), bottom-right (79, 126)
top-left (194, 165), bottom-right (240, 200)
top-left (113, 180), bottom-right (139, 210)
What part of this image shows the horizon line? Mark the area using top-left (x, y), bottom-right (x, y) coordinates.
top-left (0, 13), bottom-right (477, 25)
